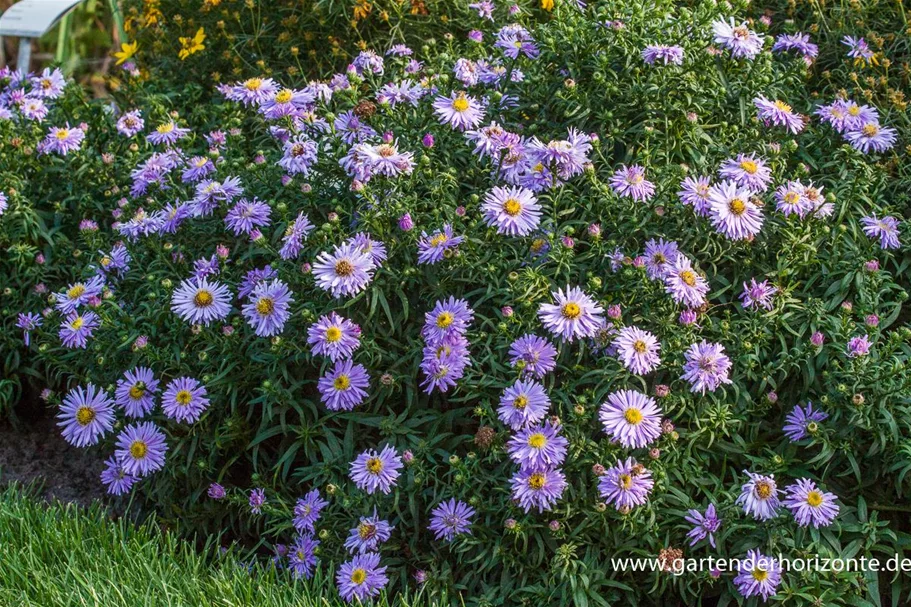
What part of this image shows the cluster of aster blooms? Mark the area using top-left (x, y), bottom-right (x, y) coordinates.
top-left (7, 0), bottom-right (910, 604)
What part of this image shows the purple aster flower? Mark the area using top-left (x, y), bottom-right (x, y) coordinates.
top-left (643, 238), bottom-right (679, 280)
top-left (677, 176), bottom-right (713, 216)
top-left (495, 24), bottom-right (539, 59)
top-left (171, 277), bottom-right (233, 326)
top-left (100, 456), bottom-right (137, 496)
top-left (345, 509), bottom-right (394, 553)
top-left (428, 499), bottom-right (475, 541)
top-left (482, 186), bottom-right (542, 236)
top-left (609, 165), bottom-right (655, 202)
top-left (334, 110), bottom-right (377, 144)
top-left (42, 124), bottom-right (85, 155)
top-left (57, 384), bottom-right (115, 447)
top-left (845, 122), bottom-right (897, 154)
top-left (31, 67), bottom-right (66, 98)
top-left (182, 156), bottom-right (216, 182)
top-left (469, 0), bottom-right (494, 19)
top-left (614, 325), bottom-right (661, 375)
top-left (599, 389), bottom-right (662, 448)
top-left (599, 458), bottom-right (654, 510)
top-left (733, 549), bottom-right (782, 602)
top-left (712, 18), bottom-right (765, 59)
top-left (685, 503), bottom-right (721, 548)
top-left (318, 360), bottom-right (370, 411)
top-left (507, 420), bottom-right (568, 471)
top-left (116, 109), bottom-right (144, 136)
top-left (16, 312), bottom-right (42, 346)
top-left (208, 483), bottom-right (226, 500)
top-left (242, 279), bottom-right (293, 337)
top-left (350, 445), bottom-right (403, 495)
top-left (279, 212), bottom-right (315, 260)
top-left (663, 256), bottom-right (710, 307)
top-left (190, 176), bottom-right (245, 217)
top-left (162, 377), bottom-right (210, 423)
top-left (508, 334), bottom-right (558, 378)
top-left (423, 297), bottom-right (474, 345)
top-left (294, 489), bottom-right (329, 534)
top-left (642, 45), bottom-right (684, 65)
top-left (842, 35), bottom-right (875, 63)
top-left (537, 286), bottom-right (605, 342)
top-left (279, 136), bottom-right (319, 175)
top-left (259, 87), bottom-right (315, 119)
top-left (346, 233), bottom-right (388, 267)
top-left (224, 198), bottom-right (272, 236)
top-left (238, 266), bottom-right (277, 300)
top-left (115, 367), bottom-right (160, 418)
top-left (155, 202), bottom-right (191, 234)
top-left (55, 275), bottom-right (105, 314)
top-left (417, 224), bottom-right (465, 264)
top-left (740, 278), bottom-right (778, 310)
top-left (753, 96), bottom-right (805, 133)
top-left (708, 180), bottom-right (764, 240)
top-left (718, 154), bottom-right (772, 192)
top-left (289, 534), bottom-right (319, 580)
top-left (249, 488), bottom-right (267, 514)
top-left (681, 341), bottom-right (733, 394)
top-left (336, 552), bottom-right (388, 603)
top-left (360, 141), bottom-right (415, 178)
top-left (146, 121), bottom-right (190, 146)
top-left (308, 312), bottom-right (361, 361)
top-left (432, 91), bottom-right (485, 131)
top-left (510, 467), bottom-right (566, 513)
top-left (498, 378), bottom-right (551, 430)
top-left (847, 335), bottom-right (872, 358)
top-left (783, 478), bottom-right (839, 528)
top-left (783, 402), bottom-right (828, 441)
top-left (861, 214), bottom-right (901, 249)
top-left (772, 33), bottom-right (818, 59)
top-left (96, 243), bottom-right (131, 278)
top-left (59, 311), bottom-right (100, 349)
top-left (774, 181), bottom-right (812, 218)
top-left (737, 471), bottom-right (781, 520)
top-left (224, 77), bottom-right (278, 105)
top-left (420, 337), bottom-right (471, 394)
top-left (115, 422), bottom-right (168, 477)
top-left (313, 243), bottom-right (376, 298)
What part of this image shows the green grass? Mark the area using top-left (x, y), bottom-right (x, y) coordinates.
top-left (0, 484), bottom-right (435, 607)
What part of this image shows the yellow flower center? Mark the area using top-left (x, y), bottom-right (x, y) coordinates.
top-left (333, 375), bottom-right (351, 391)
top-left (633, 340), bottom-right (647, 354)
top-left (752, 568), bottom-right (769, 582)
top-left (620, 474), bottom-right (633, 489)
top-left (335, 260), bottom-right (354, 276)
top-left (256, 297), bottom-right (275, 316)
top-left (129, 384), bottom-right (146, 400)
top-left (848, 105), bottom-right (860, 116)
top-left (729, 198), bottom-right (746, 215)
top-left (862, 123), bottom-right (879, 137)
top-left (733, 26), bottom-right (749, 40)
top-left (358, 522), bottom-right (377, 539)
top-left (350, 568), bottom-right (367, 585)
top-left (176, 390), bottom-right (193, 406)
top-left (275, 89), bottom-right (293, 103)
top-left (436, 312), bottom-right (454, 328)
top-left (70, 316), bottom-right (85, 330)
top-left (561, 303), bottom-right (581, 319)
top-left (624, 408), bottom-right (643, 425)
top-left (806, 490), bottom-right (823, 507)
top-left (528, 473), bottom-right (546, 490)
top-left (756, 481), bottom-right (773, 499)
top-left (680, 270), bottom-right (697, 287)
top-left (430, 234), bottom-right (448, 247)
top-left (452, 94), bottom-right (470, 112)
top-left (55, 129), bottom-right (70, 140)
top-left (377, 144), bottom-right (395, 158)
top-left (513, 396), bottom-right (528, 410)
top-left (366, 457), bottom-right (383, 474)
top-left (325, 326), bottom-right (342, 342)
top-left (774, 100), bottom-right (792, 112)
top-left (157, 122), bottom-right (175, 134)
top-left (502, 198), bottom-right (522, 216)
top-left (76, 406), bottom-right (96, 426)
top-left (130, 440), bottom-right (148, 459)
top-left (194, 290), bottom-right (214, 307)
top-left (740, 160), bottom-right (758, 174)
top-left (67, 284), bottom-right (86, 299)
top-left (101, 256), bottom-right (112, 267)
top-left (784, 191), bottom-right (800, 205)
top-left (194, 157), bottom-right (208, 167)
top-left (244, 78), bottom-right (263, 91)
top-left (528, 433), bottom-right (547, 449)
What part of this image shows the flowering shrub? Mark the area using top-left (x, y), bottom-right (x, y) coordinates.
top-left (6, 0), bottom-right (911, 604)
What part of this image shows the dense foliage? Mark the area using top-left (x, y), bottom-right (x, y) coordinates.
top-left (3, 0), bottom-right (911, 605)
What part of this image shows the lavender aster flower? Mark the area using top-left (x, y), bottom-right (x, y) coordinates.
top-left (312, 243), bottom-right (376, 298)
top-left (171, 277), bottom-right (233, 326)
top-left (225, 198), bottom-right (272, 236)
top-left (432, 91), bottom-right (485, 131)
top-left (289, 534), bottom-right (320, 580)
top-left (146, 121), bottom-right (190, 146)
top-left (279, 212), bottom-right (314, 260)
top-left (16, 312), bottom-right (42, 346)
top-left (318, 360), bottom-right (370, 411)
top-left (349, 445), bottom-right (402, 494)
top-left (507, 420), bottom-right (568, 471)
top-left (736, 471), bottom-right (781, 520)
top-left (537, 286), bottom-right (605, 342)
top-left (845, 122), bottom-right (897, 154)
top-left (860, 214), bottom-right (901, 249)
top-left (677, 176), bottom-right (713, 216)
top-left (712, 18), bottom-right (765, 59)
top-left (59, 311), bottom-right (100, 349)
top-left (115, 422), bottom-right (168, 477)
top-left (733, 549), bottom-right (782, 602)
top-left (422, 297), bottom-right (474, 345)
top-left (740, 278), bottom-right (778, 310)
top-left (847, 335), bottom-right (872, 358)
top-left (482, 186), bottom-right (542, 236)
top-left (336, 553), bottom-right (388, 603)
top-left (100, 456), bottom-right (137, 496)
top-left (685, 503), bottom-right (721, 548)
top-left (599, 389), bottom-right (662, 448)
top-left (783, 402), bottom-right (827, 441)
top-left (116, 110), bottom-right (144, 136)
top-left (307, 312), bottom-right (361, 361)
top-left (279, 136), bottom-right (319, 175)
top-left (708, 180), bottom-right (764, 240)
top-left (610, 165), bottom-right (655, 202)
top-left (599, 458), bottom-right (654, 510)
top-left (345, 509), bottom-right (394, 553)
top-left (57, 384), bottom-right (115, 447)
top-left (718, 154), bottom-right (772, 192)
top-left (115, 367), bottom-right (160, 418)
top-left (774, 181), bottom-right (811, 218)
top-left (681, 341), bottom-right (733, 394)
top-left (614, 326), bottom-right (661, 375)
top-left (208, 483), bottom-right (226, 500)
top-left (55, 275), bottom-right (105, 314)
top-left (508, 334), bottom-right (558, 378)
top-left (783, 479), bottom-right (839, 528)
top-left (510, 467), bottom-right (567, 513)
top-left (162, 377), bottom-right (211, 423)
top-left (643, 238), bottom-right (679, 279)
top-left (498, 378), bottom-right (551, 430)
top-left (249, 488), bottom-right (266, 514)
top-left (663, 257), bottom-right (710, 307)
top-left (753, 96), bottom-right (805, 133)
top-left (42, 124), bottom-right (85, 155)
top-left (242, 279), bottom-right (293, 337)
top-left (294, 489), bottom-right (329, 533)
top-left (428, 499), bottom-right (475, 541)
top-left (642, 45), bottom-right (684, 65)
